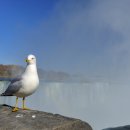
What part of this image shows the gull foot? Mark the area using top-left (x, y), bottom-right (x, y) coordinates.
top-left (22, 107), bottom-right (30, 110)
top-left (12, 107), bottom-right (19, 112)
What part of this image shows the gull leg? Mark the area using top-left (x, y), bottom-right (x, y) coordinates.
top-left (22, 97), bottom-right (30, 110)
top-left (12, 97), bottom-right (19, 112)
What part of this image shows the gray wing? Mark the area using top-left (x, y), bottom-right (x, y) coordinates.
top-left (1, 77), bottom-right (23, 96)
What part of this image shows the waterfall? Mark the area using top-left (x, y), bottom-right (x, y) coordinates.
top-left (0, 81), bottom-right (10, 104)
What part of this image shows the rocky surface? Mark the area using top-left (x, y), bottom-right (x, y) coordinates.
top-left (0, 104), bottom-right (92, 130)
top-left (104, 125), bottom-right (130, 130)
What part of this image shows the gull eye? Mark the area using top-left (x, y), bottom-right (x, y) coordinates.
top-left (32, 57), bottom-right (34, 59)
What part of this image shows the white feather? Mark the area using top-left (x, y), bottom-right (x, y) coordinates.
top-left (14, 55), bottom-right (39, 97)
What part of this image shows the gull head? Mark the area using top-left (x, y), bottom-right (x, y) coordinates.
top-left (25, 54), bottom-right (36, 65)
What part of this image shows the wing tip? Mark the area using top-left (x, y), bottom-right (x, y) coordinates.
top-left (0, 93), bottom-right (13, 96)
top-left (0, 93), bottom-right (6, 96)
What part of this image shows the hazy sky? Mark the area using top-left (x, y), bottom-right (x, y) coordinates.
top-left (1, 0), bottom-right (130, 82)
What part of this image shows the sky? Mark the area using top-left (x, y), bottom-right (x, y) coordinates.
top-left (1, 0), bottom-right (130, 83)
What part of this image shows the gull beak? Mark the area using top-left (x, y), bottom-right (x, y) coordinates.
top-left (25, 59), bottom-right (30, 63)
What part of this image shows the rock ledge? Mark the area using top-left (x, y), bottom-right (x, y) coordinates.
top-left (0, 104), bottom-right (92, 130)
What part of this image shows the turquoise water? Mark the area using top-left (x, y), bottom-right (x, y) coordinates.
top-left (0, 81), bottom-right (130, 130)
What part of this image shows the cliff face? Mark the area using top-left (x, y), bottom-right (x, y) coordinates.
top-left (0, 65), bottom-right (90, 82)
top-left (0, 65), bottom-right (23, 78)
top-left (0, 104), bottom-right (92, 130)
top-left (0, 65), bottom-right (71, 82)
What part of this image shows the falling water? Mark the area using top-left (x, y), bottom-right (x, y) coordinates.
top-left (0, 81), bottom-right (10, 104)
top-left (0, 81), bottom-right (130, 129)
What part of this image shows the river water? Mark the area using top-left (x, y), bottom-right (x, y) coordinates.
top-left (0, 81), bottom-right (130, 130)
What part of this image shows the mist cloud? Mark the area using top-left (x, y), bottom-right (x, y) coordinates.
top-left (17, 0), bottom-right (130, 83)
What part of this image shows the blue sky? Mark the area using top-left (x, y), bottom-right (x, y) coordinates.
top-left (1, 0), bottom-right (130, 82)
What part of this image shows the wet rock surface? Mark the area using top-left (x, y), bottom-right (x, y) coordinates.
top-left (104, 125), bottom-right (130, 130)
top-left (0, 104), bottom-right (92, 130)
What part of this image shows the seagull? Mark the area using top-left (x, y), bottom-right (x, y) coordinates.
top-left (1, 54), bottom-right (39, 112)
